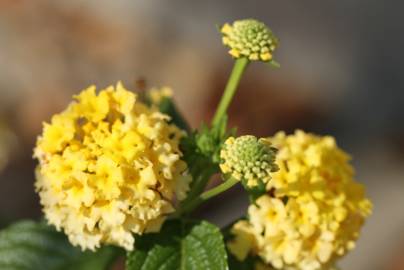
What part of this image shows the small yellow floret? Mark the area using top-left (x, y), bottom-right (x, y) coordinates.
top-left (34, 82), bottom-right (191, 251)
top-left (227, 221), bottom-right (257, 261)
top-left (228, 130), bottom-right (372, 270)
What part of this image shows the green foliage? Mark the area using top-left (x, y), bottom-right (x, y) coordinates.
top-left (228, 253), bottom-right (255, 270)
top-left (158, 97), bottom-right (191, 133)
top-left (180, 116), bottom-right (235, 212)
top-left (126, 219), bottom-right (228, 270)
top-left (266, 60), bottom-right (280, 68)
top-left (0, 220), bottom-right (122, 270)
top-left (181, 116), bottom-right (235, 183)
top-left (141, 90), bottom-right (190, 133)
top-left (182, 116), bottom-right (231, 167)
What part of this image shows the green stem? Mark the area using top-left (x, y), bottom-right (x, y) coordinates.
top-left (180, 167), bottom-right (216, 209)
top-left (177, 177), bottom-right (239, 216)
top-left (200, 177), bottom-right (239, 200)
top-left (211, 57), bottom-right (249, 127)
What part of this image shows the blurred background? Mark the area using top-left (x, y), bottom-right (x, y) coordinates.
top-left (0, 0), bottom-right (403, 269)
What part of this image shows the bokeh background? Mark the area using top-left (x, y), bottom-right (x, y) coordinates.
top-left (0, 0), bottom-right (403, 269)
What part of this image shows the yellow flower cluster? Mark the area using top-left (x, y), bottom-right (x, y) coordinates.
top-left (228, 130), bottom-right (372, 270)
top-left (221, 19), bottom-right (278, 61)
top-left (34, 82), bottom-right (191, 251)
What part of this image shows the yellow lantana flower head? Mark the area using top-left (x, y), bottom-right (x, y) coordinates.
top-left (228, 130), bottom-right (372, 270)
top-left (34, 82), bottom-right (191, 251)
top-left (221, 19), bottom-right (278, 61)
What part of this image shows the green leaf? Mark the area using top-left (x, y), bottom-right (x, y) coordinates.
top-left (0, 220), bottom-right (122, 270)
top-left (158, 97), bottom-right (191, 133)
top-left (70, 247), bottom-right (122, 270)
top-left (126, 219), bottom-right (228, 270)
top-left (141, 89), bottom-right (190, 133)
top-left (182, 116), bottom-right (232, 168)
top-left (266, 60), bottom-right (280, 68)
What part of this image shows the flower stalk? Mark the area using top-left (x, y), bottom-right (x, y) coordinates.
top-left (211, 57), bottom-right (249, 127)
top-left (175, 176), bottom-right (239, 216)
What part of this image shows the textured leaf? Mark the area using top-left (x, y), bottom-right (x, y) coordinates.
top-left (126, 219), bottom-right (228, 270)
top-left (0, 220), bottom-right (121, 270)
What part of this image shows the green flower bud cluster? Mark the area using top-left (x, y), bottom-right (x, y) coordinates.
top-left (221, 19), bottom-right (278, 62)
top-left (220, 135), bottom-right (278, 187)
